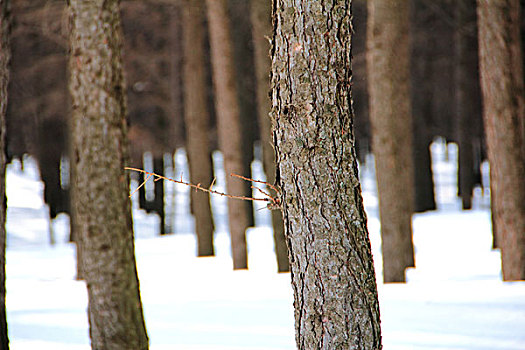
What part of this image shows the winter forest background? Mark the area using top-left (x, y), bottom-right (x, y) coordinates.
top-left (1, 0), bottom-right (525, 349)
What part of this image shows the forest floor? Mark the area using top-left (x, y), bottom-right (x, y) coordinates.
top-left (6, 141), bottom-right (525, 349)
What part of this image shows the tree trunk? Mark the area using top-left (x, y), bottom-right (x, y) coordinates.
top-left (271, 1), bottom-right (382, 348)
top-left (455, 0), bottom-right (482, 210)
top-left (0, 0), bottom-right (9, 347)
top-left (153, 156), bottom-right (165, 235)
top-left (206, 0), bottom-right (249, 269)
top-left (250, 0), bottom-right (289, 273)
top-left (68, 0), bottom-right (149, 348)
top-left (182, 0), bottom-right (215, 256)
top-left (229, 0), bottom-right (257, 228)
top-left (367, 0), bottom-right (416, 282)
top-left (477, 0), bottom-right (525, 281)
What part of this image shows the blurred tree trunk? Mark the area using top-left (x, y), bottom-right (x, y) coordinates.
top-left (271, 0), bottom-right (382, 348)
top-left (153, 156), bottom-right (165, 235)
top-left (477, 0), bottom-right (525, 281)
top-left (182, 0), bottom-right (215, 256)
top-left (229, 0), bottom-right (257, 228)
top-left (411, 2), bottom-right (437, 213)
top-left (206, 0), bottom-right (249, 269)
top-left (455, 0), bottom-right (482, 210)
top-left (250, 0), bottom-right (289, 272)
top-left (68, 0), bottom-right (149, 348)
top-left (0, 0), bottom-right (9, 347)
top-left (367, 0), bottom-right (415, 282)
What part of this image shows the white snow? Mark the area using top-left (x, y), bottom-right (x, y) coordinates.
top-left (5, 143), bottom-right (525, 350)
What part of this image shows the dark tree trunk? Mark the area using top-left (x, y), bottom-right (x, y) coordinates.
top-left (477, 0), bottom-right (525, 281)
top-left (182, 0), bottom-right (215, 256)
top-left (411, 0), bottom-right (440, 214)
top-left (153, 156), bottom-right (165, 235)
top-left (250, 0), bottom-right (289, 272)
top-left (455, 0), bottom-right (482, 210)
top-left (206, 0), bottom-right (249, 269)
top-left (271, 1), bottom-right (382, 348)
top-left (229, 0), bottom-right (257, 228)
top-left (0, 0), bottom-right (9, 347)
top-left (138, 168), bottom-right (148, 211)
top-left (68, 0), bottom-right (149, 348)
top-left (367, 0), bottom-right (416, 282)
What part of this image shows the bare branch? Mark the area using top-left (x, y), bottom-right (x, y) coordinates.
top-left (125, 167), bottom-right (279, 207)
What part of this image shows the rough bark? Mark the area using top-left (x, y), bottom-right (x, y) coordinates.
top-left (455, 0), bottom-right (482, 210)
top-left (182, 0), bottom-right (215, 256)
top-left (206, 0), bottom-right (249, 269)
top-left (250, 0), bottom-right (289, 272)
top-left (0, 0), bottom-right (9, 347)
top-left (68, 0), bottom-right (149, 348)
top-left (477, 0), bottom-right (525, 281)
top-left (367, 0), bottom-right (415, 282)
top-left (271, 1), bottom-right (382, 348)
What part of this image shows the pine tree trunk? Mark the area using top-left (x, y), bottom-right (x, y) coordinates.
top-left (250, 0), bottom-right (289, 273)
top-left (411, 0), bottom-right (438, 214)
top-left (68, 1), bottom-right (149, 348)
top-left (206, 0), bottom-right (249, 269)
top-left (477, 0), bottom-right (525, 281)
top-left (182, 0), bottom-right (215, 256)
top-left (229, 0), bottom-right (257, 228)
top-left (271, 1), bottom-right (382, 348)
top-left (455, 0), bottom-right (482, 210)
top-left (153, 156), bottom-right (165, 235)
top-left (367, 0), bottom-right (415, 283)
top-left (0, 0), bottom-right (9, 347)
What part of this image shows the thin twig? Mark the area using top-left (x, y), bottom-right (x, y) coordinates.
top-left (230, 172), bottom-right (280, 194)
top-left (125, 167), bottom-right (273, 204)
top-left (129, 173), bottom-right (152, 197)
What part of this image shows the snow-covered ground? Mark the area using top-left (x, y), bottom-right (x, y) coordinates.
top-left (5, 141), bottom-right (525, 350)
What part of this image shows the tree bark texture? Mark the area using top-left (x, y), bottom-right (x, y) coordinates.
top-left (68, 1), bottom-right (149, 348)
top-left (206, 0), bottom-right (249, 269)
top-left (250, 0), bottom-right (289, 272)
top-left (182, 0), bottom-right (215, 256)
top-left (477, 0), bottom-right (525, 280)
top-left (367, 0), bottom-right (415, 283)
top-left (0, 0), bottom-right (9, 347)
top-left (271, 1), bottom-right (382, 348)
top-left (455, 0), bottom-right (482, 210)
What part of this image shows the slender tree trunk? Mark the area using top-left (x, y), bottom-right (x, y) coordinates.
top-left (0, 0), bottom-right (9, 347)
top-left (411, 0), bottom-right (439, 214)
top-left (182, 0), bottom-right (215, 256)
top-left (153, 156), bottom-right (165, 235)
top-left (206, 0), bottom-right (249, 269)
top-left (229, 0), bottom-right (257, 228)
top-left (68, 0), bottom-right (149, 348)
top-left (250, 0), bottom-right (289, 273)
top-left (477, 0), bottom-right (525, 281)
top-left (455, 0), bottom-right (482, 210)
top-left (367, 0), bottom-right (415, 282)
top-left (271, 1), bottom-right (382, 348)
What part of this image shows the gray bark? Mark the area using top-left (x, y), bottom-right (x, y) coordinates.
top-left (271, 1), bottom-right (382, 348)
top-left (68, 0), bottom-right (149, 348)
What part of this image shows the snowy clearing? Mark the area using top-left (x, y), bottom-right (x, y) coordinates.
top-left (5, 143), bottom-right (525, 349)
